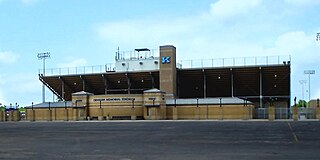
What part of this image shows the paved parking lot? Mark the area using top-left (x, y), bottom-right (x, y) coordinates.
top-left (0, 121), bottom-right (320, 160)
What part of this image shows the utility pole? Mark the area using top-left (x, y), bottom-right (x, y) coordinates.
top-left (37, 52), bottom-right (50, 103)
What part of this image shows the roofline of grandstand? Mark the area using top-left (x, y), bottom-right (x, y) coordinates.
top-left (39, 54), bottom-right (291, 76)
top-left (40, 63), bottom-right (290, 78)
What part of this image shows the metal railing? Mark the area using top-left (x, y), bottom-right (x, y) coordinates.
top-left (253, 107), bottom-right (318, 120)
top-left (39, 63), bottom-right (115, 76)
top-left (115, 49), bottom-right (159, 61)
top-left (40, 55), bottom-right (290, 76)
top-left (177, 55), bottom-right (291, 69)
top-left (254, 108), bottom-right (269, 119)
top-left (299, 108), bottom-right (316, 119)
top-left (275, 108), bottom-right (291, 119)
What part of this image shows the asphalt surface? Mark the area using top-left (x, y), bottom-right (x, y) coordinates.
top-left (0, 121), bottom-right (320, 160)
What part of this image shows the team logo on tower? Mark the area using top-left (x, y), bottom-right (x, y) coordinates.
top-left (161, 57), bottom-right (171, 64)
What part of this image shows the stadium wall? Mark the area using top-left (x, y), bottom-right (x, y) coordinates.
top-left (25, 89), bottom-right (255, 121)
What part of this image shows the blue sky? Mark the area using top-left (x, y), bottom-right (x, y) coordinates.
top-left (0, 0), bottom-right (320, 107)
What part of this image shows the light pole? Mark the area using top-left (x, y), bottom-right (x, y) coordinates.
top-left (304, 70), bottom-right (315, 104)
top-left (37, 52), bottom-right (50, 103)
top-left (299, 80), bottom-right (306, 100)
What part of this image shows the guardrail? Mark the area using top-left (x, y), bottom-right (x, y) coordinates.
top-left (177, 55), bottom-right (291, 69)
top-left (40, 55), bottom-right (291, 76)
top-left (39, 64), bottom-right (114, 76)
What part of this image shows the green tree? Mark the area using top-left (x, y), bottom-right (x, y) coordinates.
top-left (18, 107), bottom-right (25, 112)
top-left (297, 100), bottom-right (307, 107)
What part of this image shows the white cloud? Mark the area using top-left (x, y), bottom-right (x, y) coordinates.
top-left (0, 74), bottom-right (6, 105)
top-left (0, 91), bottom-right (5, 105)
top-left (96, 0), bottom-right (320, 102)
top-left (314, 89), bottom-right (320, 101)
top-left (96, 18), bottom-right (198, 49)
top-left (266, 31), bottom-right (320, 100)
top-left (95, 0), bottom-right (267, 60)
top-left (0, 73), bottom-right (40, 106)
top-left (96, 0), bottom-right (319, 61)
top-left (0, 51), bottom-right (18, 64)
top-left (8, 74), bottom-right (39, 94)
top-left (56, 58), bottom-right (88, 68)
top-left (273, 31), bottom-right (319, 63)
top-left (210, 0), bottom-right (262, 19)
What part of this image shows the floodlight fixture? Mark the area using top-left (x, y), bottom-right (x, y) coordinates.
top-left (37, 52), bottom-right (51, 75)
top-left (37, 52), bottom-right (50, 60)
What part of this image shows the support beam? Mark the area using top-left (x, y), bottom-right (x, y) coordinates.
top-left (126, 73), bottom-right (131, 94)
top-left (80, 75), bottom-right (95, 93)
top-left (80, 75), bottom-right (86, 91)
top-left (102, 74), bottom-right (108, 94)
top-left (230, 68), bottom-right (234, 97)
top-left (203, 69), bottom-right (206, 98)
top-left (259, 67), bottom-right (263, 108)
top-left (58, 77), bottom-right (74, 93)
top-left (149, 72), bottom-right (155, 88)
top-left (58, 76), bottom-right (74, 100)
top-left (177, 71), bottom-right (180, 98)
top-left (61, 79), bottom-right (65, 100)
top-left (39, 75), bottom-right (64, 101)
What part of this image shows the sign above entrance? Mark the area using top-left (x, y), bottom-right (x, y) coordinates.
top-left (93, 98), bottom-right (136, 102)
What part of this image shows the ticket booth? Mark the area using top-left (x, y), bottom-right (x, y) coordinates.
top-left (143, 89), bottom-right (166, 120)
top-left (72, 91), bottom-right (92, 121)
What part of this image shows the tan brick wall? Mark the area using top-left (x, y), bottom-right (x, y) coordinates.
top-left (292, 107), bottom-right (299, 121)
top-left (309, 100), bottom-right (320, 108)
top-left (176, 105), bottom-right (195, 119)
top-left (143, 91), bottom-right (166, 120)
top-left (88, 106), bottom-right (143, 118)
top-left (51, 108), bottom-right (74, 121)
top-left (268, 106), bottom-right (275, 121)
top-left (159, 45), bottom-right (176, 96)
top-left (87, 94), bottom-right (144, 119)
top-left (316, 108), bottom-right (320, 120)
top-left (26, 103), bottom-right (254, 121)
top-left (11, 110), bottom-right (20, 121)
top-left (33, 109), bottom-right (48, 121)
top-left (25, 91), bottom-right (254, 121)
top-left (26, 108), bottom-right (75, 121)
top-left (166, 107), bottom-right (173, 119)
top-left (169, 104), bottom-right (253, 120)
top-left (0, 111), bottom-right (4, 121)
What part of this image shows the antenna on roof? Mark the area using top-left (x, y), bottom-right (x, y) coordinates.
top-left (115, 47), bottom-right (120, 61)
top-left (118, 47), bottom-right (120, 60)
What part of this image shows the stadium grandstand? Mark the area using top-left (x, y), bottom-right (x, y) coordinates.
top-left (22, 45), bottom-right (292, 121)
